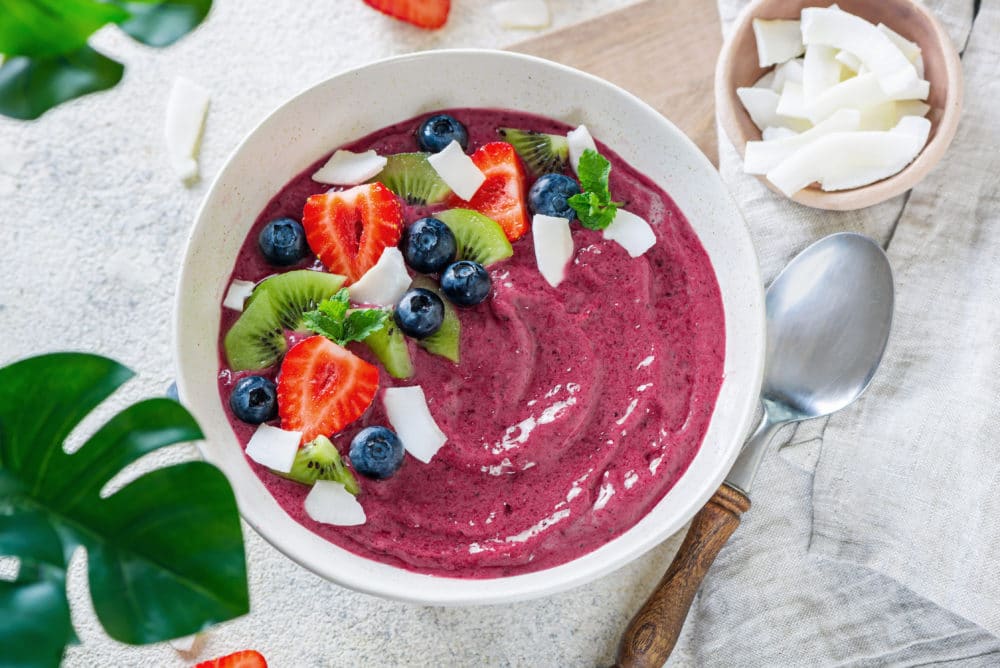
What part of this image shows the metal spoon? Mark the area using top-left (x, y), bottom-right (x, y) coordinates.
top-left (616, 232), bottom-right (894, 667)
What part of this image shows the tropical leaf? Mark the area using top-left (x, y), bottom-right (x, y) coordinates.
top-left (0, 0), bottom-right (128, 58)
top-left (111, 0), bottom-right (213, 47)
top-left (0, 353), bottom-right (249, 667)
top-left (0, 45), bottom-right (124, 121)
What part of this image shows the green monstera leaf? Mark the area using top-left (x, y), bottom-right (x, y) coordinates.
top-left (0, 353), bottom-right (248, 667)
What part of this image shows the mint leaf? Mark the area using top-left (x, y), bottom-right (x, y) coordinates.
top-left (567, 149), bottom-right (622, 231)
top-left (304, 290), bottom-right (388, 347)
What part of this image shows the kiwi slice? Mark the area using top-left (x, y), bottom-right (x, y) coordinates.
top-left (224, 270), bottom-right (346, 371)
top-left (277, 435), bottom-right (360, 494)
top-left (363, 312), bottom-right (414, 379)
top-left (370, 152), bottom-right (452, 205)
top-left (498, 127), bottom-right (569, 176)
top-left (434, 208), bottom-right (513, 267)
top-left (410, 276), bottom-right (460, 363)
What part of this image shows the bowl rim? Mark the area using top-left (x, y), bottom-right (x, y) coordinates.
top-left (715, 0), bottom-right (964, 211)
top-left (174, 47), bottom-right (765, 605)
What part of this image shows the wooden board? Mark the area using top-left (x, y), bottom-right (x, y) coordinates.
top-left (512, 0), bottom-right (723, 165)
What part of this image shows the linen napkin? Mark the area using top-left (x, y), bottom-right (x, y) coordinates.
top-left (671, 0), bottom-right (1000, 664)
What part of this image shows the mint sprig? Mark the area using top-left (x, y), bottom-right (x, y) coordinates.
top-left (303, 289), bottom-right (389, 346)
top-left (567, 148), bottom-right (623, 230)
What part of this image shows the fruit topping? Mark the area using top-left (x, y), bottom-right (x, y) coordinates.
top-left (416, 113), bottom-right (468, 153)
top-left (491, 0), bottom-right (551, 29)
top-left (279, 435), bottom-right (360, 493)
top-left (258, 217), bottom-right (308, 266)
top-left (402, 216), bottom-right (458, 274)
top-left (302, 183), bottom-right (403, 284)
top-left (567, 149), bottom-right (622, 231)
top-left (566, 124), bottom-right (597, 175)
top-left (229, 375), bottom-right (278, 424)
top-left (244, 424), bottom-right (301, 473)
top-left (440, 260), bottom-right (491, 307)
top-left (224, 270), bottom-right (346, 371)
top-left (349, 426), bottom-right (406, 479)
top-left (446, 141), bottom-right (528, 241)
top-left (347, 247), bottom-right (412, 307)
top-left (427, 140), bottom-right (486, 200)
top-left (603, 209), bottom-right (656, 258)
top-left (434, 208), bottom-right (513, 267)
top-left (194, 649), bottom-right (267, 668)
top-left (394, 288), bottom-right (445, 339)
top-left (497, 127), bottom-right (568, 176)
top-left (532, 214), bottom-right (573, 287)
top-left (382, 386), bottom-right (447, 463)
top-left (410, 276), bottom-right (460, 363)
top-left (277, 336), bottom-right (379, 442)
top-left (304, 480), bottom-right (366, 526)
top-left (312, 149), bottom-right (388, 186)
top-left (370, 152), bottom-right (451, 205)
top-left (528, 173), bottom-right (581, 220)
top-left (302, 289), bottom-right (390, 347)
top-left (223, 279), bottom-right (256, 311)
top-left (362, 313), bottom-right (414, 379)
top-left (362, 0), bottom-right (449, 29)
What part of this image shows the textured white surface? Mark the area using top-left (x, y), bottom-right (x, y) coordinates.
top-left (0, 1), bottom-right (710, 666)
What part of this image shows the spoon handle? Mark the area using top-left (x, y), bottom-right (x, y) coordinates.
top-left (614, 484), bottom-right (750, 668)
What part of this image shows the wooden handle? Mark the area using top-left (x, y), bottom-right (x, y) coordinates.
top-left (615, 484), bottom-right (751, 668)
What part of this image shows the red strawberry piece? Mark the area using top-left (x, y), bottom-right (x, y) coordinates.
top-left (278, 336), bottom-right (379, 442)
top-left (446, 141), bottom-right (529, 242)
top-left (362, 0), bottom-right (450, 29)
top-left (302, 183), bottom-right (403, 285)
top-left (194, 650), bottom-right (268, 668)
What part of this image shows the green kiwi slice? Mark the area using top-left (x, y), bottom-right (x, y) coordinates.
top-left (434, 208), bottom-right (513, 267)
top-left (498, 127), bottom-right (569, 176)
top-left (410, 276), bottom-right (460, 363)
top-left (370, 152), bottom-right (452, 205)
top-left (276, 435), bottom-right (360, 494)
top-left (363, 312), bottom-right (414, 379)
top-left (224, 270), bottom-right (346, 371)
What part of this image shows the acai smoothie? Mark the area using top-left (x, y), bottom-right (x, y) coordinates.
top-left (216, 108), bottom-right (725, 578)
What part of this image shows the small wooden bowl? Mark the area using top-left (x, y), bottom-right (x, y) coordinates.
top-left (715, 0), bottom-right (963, 211)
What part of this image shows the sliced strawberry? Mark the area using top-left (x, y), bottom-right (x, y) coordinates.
top-left (278, 336), bottom-right (379, 442)
top-left (446, 142), bottom-right (529, 241)
top-left (302, 183), bottom-right (403, 285)
top-left (362, 0), bottom-right (449, 29)
top-left (194, 650), bottom-right (267, 668)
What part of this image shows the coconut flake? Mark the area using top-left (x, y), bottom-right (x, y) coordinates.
top-left (245, 424), bottom-right (301, 473)
top-left (766, 116), bottom-right (930, 196)
top-left (223, 279), bottom-right (256, 312)
top-left (347, 247), bottom-right (411, 306)
top-left (772, 57), bottom-right (804, 91)
top-left (736, 88), bottom-right (811, 132)
top-left (775, 81), bottom-right (810, 120)
top-left (877, 23), bottom-right (921, 62)
top-left (744, 108), bottom-right (860, 174)
top-left (312, 149), bottom-right (387, 186)
top-left (896, 99), bottom-right (930, 118)
top-left (532, 214), bottom-right (573, 287)
top-left (834, 49), bottom-right (862, 73)
top-left (304, 480), bottom-right (366, 526)
top-left (492, 0), bottom-right (550, 28)
top-left (802, 44), bottom-right (841, 99)
top-left (752, 19), bottom-right (805, 67)
top-left (800, 7), bottom-right (917, 96)
top-left (567, 125), bottom-right (598, 175)
top-left (603, 210), bottom-right (656, 258)
top-left (753, 70), bottom-right (777, 90)
top-left (427, 140), bottom-right (486, 200)
top-left (762, 126), bottom-right (798, 141)
top-left (164, 77), bottom-right (210, 182)
top-left (382, 386), bottom-right (447, 464)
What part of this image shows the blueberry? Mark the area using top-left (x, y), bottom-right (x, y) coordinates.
top-left (402, 217), bottom-right (458, 274)
top-left (258, 217), bottom-right (308, 266)
top-left (349, 426), bottom-right (405, 479)
top-left (394, 288), bottom-right (445, 339)
top-left (440, 261), bottom-right (491, 307)
top-left (416, 114), bottom-right (469, 153)
top-left (229, 375), bottom-right (278, 424)
top-left (528, 173), bottom-right (581, 221)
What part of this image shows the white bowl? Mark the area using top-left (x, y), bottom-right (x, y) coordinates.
top-left (175, 49), bottom-right (765, 605)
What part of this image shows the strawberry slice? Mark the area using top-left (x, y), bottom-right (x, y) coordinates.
top-left (302, 183), bottom-right (403, 285)
top-left (278, 336), bottom-right (379, 442)
top-left (446, 142), bottom-right (529, 241)
top-left (362, 0), bottom-right (449, 29)
top-left (195, 650), bottom-right (267, 668)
